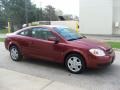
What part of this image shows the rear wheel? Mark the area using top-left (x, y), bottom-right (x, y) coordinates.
top-left (10, 46), bottom-right (23, 61)
top-left (65, 54), bottom-right (85, 74)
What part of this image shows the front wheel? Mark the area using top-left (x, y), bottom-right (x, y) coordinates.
top-left (10, 46), bottom-right (23, 61)
top-left (65, 54), bottom-right (85, 74)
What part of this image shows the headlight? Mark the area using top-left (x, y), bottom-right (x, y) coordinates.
top-left (89, 49), bottom-right (105, 56)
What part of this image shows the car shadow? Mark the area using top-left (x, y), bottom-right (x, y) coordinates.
top-left (22, 58), bottom-right (66, 71)
top-left (83, 64), bottom-right (118, 76)
top-left (84, 68), bottom-right (110, 75)
top-left (20, 58), bottom-right (118, 76)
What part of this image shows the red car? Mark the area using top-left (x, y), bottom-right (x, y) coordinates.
top-left (4, 25), bottom-right (115, 74)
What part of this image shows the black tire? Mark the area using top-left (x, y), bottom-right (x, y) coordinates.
top-left (65, 54), bottom-right (86, 74)
top-left (10, 46), bottom-right (23, 61)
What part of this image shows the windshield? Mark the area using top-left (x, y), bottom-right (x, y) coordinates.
top-left (55, 27), bottom-right (83, 41)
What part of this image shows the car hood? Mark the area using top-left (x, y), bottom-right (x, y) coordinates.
top-left (70, 38), bottom-right (111, 50)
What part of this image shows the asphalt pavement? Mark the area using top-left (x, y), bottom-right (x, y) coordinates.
top-left (0, 42), bottom-right (120, 90)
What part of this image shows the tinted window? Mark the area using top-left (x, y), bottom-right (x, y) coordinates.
top-left (32, 28), bottom-right (55, 40)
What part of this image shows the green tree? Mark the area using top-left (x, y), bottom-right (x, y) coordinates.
top-left (0, 0), bottom-right (26, 29)
top-left (44, 5), bottom-right (58, 21)
top-left (0, 0), bottom-right (60, 30)
top-left (0, 0), bottom-right (7, 28)
top-left (0, 0), bottom-right (37, 30)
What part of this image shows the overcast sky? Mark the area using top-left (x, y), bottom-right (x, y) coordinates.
top-left (31, 0), bottom-right (79, 16)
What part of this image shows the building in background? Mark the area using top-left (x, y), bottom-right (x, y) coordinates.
top-left (79, 0), bottom-right (120, 35)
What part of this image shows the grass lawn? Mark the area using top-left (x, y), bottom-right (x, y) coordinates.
top-left (0, 29), bottom-right (8, 34)
top-left (107, 42), bottom-right (120, 49)
top-left (0, 38), bottom-right (4, 42)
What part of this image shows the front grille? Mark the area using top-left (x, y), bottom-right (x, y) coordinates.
top-left (106, 48), bottom-right (113, 54)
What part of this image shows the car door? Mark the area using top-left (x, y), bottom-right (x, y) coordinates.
top-left (16, 29), bottom-right (34, 57)
top-left (30, 27), bottom-right (65, 62)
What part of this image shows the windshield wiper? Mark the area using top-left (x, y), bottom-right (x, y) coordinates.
top-left (68, 37), bottom-right (83, 41)
top-left (68, 38), bottom-right (78, 41)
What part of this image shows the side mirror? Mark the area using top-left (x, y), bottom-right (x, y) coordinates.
top-left (48, 37), bottom-right (59, 44)
top-left (81, 34), bottom-right (87, 38)
top-left (82, 35), bottom-right (87, 38)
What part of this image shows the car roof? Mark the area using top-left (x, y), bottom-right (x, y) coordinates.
top-left (27, 25), bottom-right (68, 29)
top-left (43, 25), bottom-right (68, 28)
top-left (14, 25), bottom-right (69, 34)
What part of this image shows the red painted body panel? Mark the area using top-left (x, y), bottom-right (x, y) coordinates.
top-left (4, 25), bottom-right (115, 68)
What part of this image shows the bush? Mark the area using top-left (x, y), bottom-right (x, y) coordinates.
top-left (0, 29), bottom-right (8, 34)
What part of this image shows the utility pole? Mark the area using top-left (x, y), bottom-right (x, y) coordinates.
top-left (40, 2), bottom-right (42, 21)
top-left (8, 18), bottom-right (11, 33)
top-left (25, 0), bottom-right (28, 26)
top-left (48, 7), bottom-right (51, 25)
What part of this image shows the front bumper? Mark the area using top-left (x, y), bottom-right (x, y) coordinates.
top-left (87, 49), bottom-right (115, 68)
top-left (97, 56), bottom-right (115, 67)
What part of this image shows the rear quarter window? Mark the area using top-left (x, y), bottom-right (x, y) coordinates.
top-left (18, 29), bottom-right (32, 37)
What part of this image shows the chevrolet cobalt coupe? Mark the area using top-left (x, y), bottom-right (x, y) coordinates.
top-left (4, 25), bottom-right (115, 73)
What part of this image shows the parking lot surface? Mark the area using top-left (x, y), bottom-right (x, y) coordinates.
top-left (0, 42), bottom-right (120, 90)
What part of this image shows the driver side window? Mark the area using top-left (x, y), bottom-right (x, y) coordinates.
top-left (32, 27), bottom-right (55, 40)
